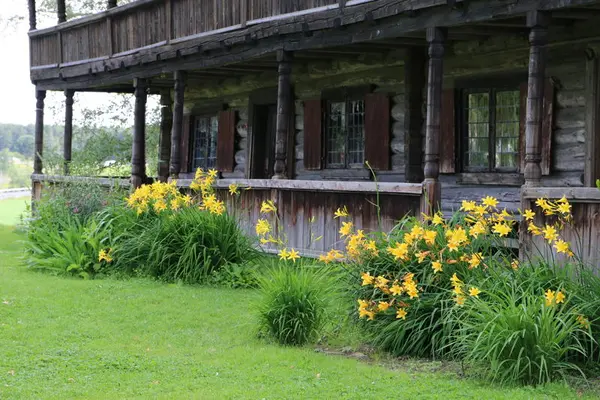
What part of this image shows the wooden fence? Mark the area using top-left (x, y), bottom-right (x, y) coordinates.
top-left (29, 0), bottom-right (355, 68)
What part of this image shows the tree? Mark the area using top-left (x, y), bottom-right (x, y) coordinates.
top-left (15, 135), bottom-right (35, 158)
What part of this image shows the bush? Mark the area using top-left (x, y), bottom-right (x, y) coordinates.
top-left (114, 207), bottom-right (258, 284)
top-left (452, 279), bottom-right (590, 385)
top-left (258, 262), bottom-right (336, 346)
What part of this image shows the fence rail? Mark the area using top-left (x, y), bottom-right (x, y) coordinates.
top-left (29, 0), bottom-right (352, 68)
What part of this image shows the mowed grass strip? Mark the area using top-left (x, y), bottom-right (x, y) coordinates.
top-left (0, 196), bottom-right (29, 226)
top-left (0, 200), bottom-right (594, 399)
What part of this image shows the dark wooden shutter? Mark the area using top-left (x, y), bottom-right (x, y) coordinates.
top-left (180, 114), bottom-right (191, 173)
top-left (440, 89), bottom-right (455, 173)
top-left (216, 110), bottom-right (236, 172)
top-left (519, 82), bottom-right (527, 172)
top-left (519, 79), bottom-right (554, 175)
top-left (541, 78), bottom-right (554, 176)
top-left (303, 99), bottom-right (323, 170)
top-left (364, 93), bottom-right (391, 170)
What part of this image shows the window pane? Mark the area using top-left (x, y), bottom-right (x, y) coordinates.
top-left (207, 116), bottom-right (219, 169)
top-left (326, 102), bottom-right (346, 168)
top-left (347, 99), bottom-right (365, 166)
top-left (465, 92), bottom-right (490, 169)
top-left (192, 117), bottom-right (210, 170)
top-left (495, 90), bottom-right (520, 169)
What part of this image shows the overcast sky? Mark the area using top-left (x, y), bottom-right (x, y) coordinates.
top-left (0, 1), bottom-right (147, 127)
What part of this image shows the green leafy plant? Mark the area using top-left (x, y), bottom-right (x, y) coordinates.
top-left (451, 280), bottom-right (590, 385)
top-left (257, 262), bottom-right (336, 346)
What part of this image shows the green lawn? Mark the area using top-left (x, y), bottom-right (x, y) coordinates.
top-left (0, 199), bottom-right (596, 399)
top-left (0, 196), bottom-right (29, 226)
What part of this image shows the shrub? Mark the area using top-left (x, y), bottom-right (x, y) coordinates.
top-left (258, 262), bottom-right (336, 346)
top-left (114, 207), bottom-right (258, 283)
top-left (452, 280), bottom-right (590, 385)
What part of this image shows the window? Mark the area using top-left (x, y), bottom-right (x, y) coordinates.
top-left (191, 116), bottom-right (218, 170)
top-left (462, 88), bottom-right (520, 172)
top-left (325, 99), bottom-right (365, 168)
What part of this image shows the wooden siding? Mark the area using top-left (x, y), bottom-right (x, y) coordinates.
top-left (219, 187), bottom-right (420, 254)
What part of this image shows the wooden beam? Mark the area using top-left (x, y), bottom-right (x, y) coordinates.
top-left (63, 89), bottom-right (74, 175)
top-left (131, 78), bottom-right (147, 189)
top-left (169, 71), bottom-right (185, 179)
top-left (107, 0), bottom-right (117, 9)
top-left (57, 0), bottom-right (66, 24)
top-left (585, 46), bottom-right (600, 187)
top-left (522, 187), bottom-right (600, 202)
top-left (158, 89), bottom-right (172, 182)
top-left (273, 50), bottom-right (293, 179)
top-left (523, 11), bottom-right (550, 187)
top-left (28, 0), bottom-right (36, 31)
top-left (33, 89), bottom-right (46, 175)
top-left (404, 47), bottom-right (426, 183)
top-left (421, 27), bottom-right (446, 217)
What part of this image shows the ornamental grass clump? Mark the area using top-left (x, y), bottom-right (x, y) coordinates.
top-left (257, 262), bottom-right (335, 346)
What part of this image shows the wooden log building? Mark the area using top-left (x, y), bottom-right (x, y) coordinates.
top-left (28, 0), bottom-right (600, 262)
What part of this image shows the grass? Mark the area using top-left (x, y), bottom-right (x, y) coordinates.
top-left (0, 199), bottom-right (597, 399)
top-left (0, 196), bottom-right (28, 226)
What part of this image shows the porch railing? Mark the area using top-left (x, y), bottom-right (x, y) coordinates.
top-left (29, 0), bottom-right (372, 69)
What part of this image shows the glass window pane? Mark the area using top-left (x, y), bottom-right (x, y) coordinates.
top-left (465, 92), bottom-right (490, 169)
top-left (494, 90), bottom-right (520, 170)
top-left (347, 99), bottom-right (365, 166)
top-left (326, 102), bottom-right (346, 168)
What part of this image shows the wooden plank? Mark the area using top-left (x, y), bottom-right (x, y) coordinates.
top-left (217, 110), bottom-right (237, 172)
top-left (176, 178), bottom-right (423, 194)
top-left (365, 92), bottom-right (391, 170)
top-left (521, 186), bottom-right (600, 202)
top-left (404, 47), bottom-right (426, 182)
top-left (303, 99), bottom-right (322, 170)
top-left (519, 81), bottom-right (527, 172)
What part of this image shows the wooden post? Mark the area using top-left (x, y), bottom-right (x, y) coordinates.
top-left (523, 11), bottom-right (549, 187)
top-left (32, 89), bottom-right (46, 205)
top-left (107, 0), bottom-right (117, 9)
top-left (34, 89), bottom-right (46, 175)
top-left (170, 71), bottom-right (186, 179)
top-left (421, 27), bottom-right (446, 216)
top-left (64, 90), bottom-right (74, 175)
top-left (158, 90), bottom-right (173, 182)
top-left (28, 0), bottom-right (36, 30)
top-left (131, 78), bottom-right (147, 189)
top-left (585, 46), bottom-right (600, 187)
top-left (57, 0), bottom-right (67, 23)
top-left (405, 47), bottom-right (426, 183)
top-left (273, 50), bottom-right (293, 179)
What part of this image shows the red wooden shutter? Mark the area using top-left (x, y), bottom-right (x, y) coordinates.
top-left (180, 114), bottom-right (191, 173)
top-left (519, 79), bottom-right (553, 175)
top-left (216, 110), bottom-right (236, 172)
top-left (541, 78), bottom-right (554, 176)
top-left (519, 82), bottom-right (527, 172)
top-left (364, 93), bottom-right (391, 170)
top-left (303, 99), bottom-right (323, 170)
top-left (440, 89), bottom-right (455, 173)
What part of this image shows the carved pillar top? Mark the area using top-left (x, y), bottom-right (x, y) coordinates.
top-left (107, 0), bottom-right (118, 9)
top-left (28, 0), bottom-right (36, 31)
top-left (57, 0), bottom-right (67, 24)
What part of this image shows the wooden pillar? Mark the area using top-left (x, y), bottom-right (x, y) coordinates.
top-left (421, 27), bottom-right (446, 216)
top-left (34, 89), bottom-right (46, 175)
top-left (28, 0), bottom-right (37, 30)
top-left (170, 71), bottom-right (186, 179)
top-left (585, 46), bottom-right (600, 187)
top-left (158, 90), bottom-right (173, 182)
top-left (64, 90), bottom-right (74, 175)
top-left (523, 11), bottom-right (549, 187)
top-left (107, 0), bottom-right (117, 9)
top-left (405, 47), bottom-right (426, 183)
top-left (131, 78), bottom-right (147, 189)
top-left (273, 50), bottom-right (293, 179)
top-left (57, 0), bottom-right (67, 23)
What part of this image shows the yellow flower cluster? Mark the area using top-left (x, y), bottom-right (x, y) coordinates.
top-left (357, 272), bottom-right (419, 320)
top-left (278, 248), bottom-right (300, 262)
top-left (522, 197), bottom-right (574, 256)
top-left (193, 169), bottom-right (226, 215)
top-left (98, 248), bottom-right (113, 263)
top-left (319, 249), bottom-right (344, 264)
top-left (126, 180), bottom-right (186, 215)
top-left (544, 289), bottom-right (566, 306)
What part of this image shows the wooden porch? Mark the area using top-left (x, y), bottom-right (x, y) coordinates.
top-left (26, 0), bottom-right (600, 262)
